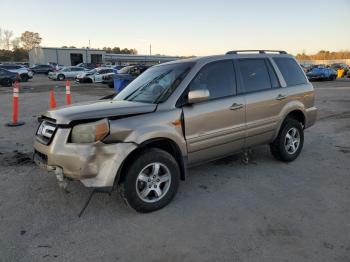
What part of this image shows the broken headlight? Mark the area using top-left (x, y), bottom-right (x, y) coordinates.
top-left (71, 119), bottom-right (109, 143)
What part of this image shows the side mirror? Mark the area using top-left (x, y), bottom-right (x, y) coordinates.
top-left (188, 89), bottom-right (210, 104)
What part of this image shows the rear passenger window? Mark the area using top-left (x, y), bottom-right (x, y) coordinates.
top-left (273, 57), bottom-right (307, 86)
top-left (189, 60), bottom-right (236, 99)
top-left (238, 59), bottom-right (272, 93)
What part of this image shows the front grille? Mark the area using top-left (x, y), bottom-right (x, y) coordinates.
top-left (36, 120), bottom-right (57, 145)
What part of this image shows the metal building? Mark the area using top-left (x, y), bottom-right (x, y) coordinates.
top-left (29, 47), bottom-right (180, 66)
top-left (29, 47), bottom-right (105, 66)
top-left (104, 53), bottom-right (180, 65)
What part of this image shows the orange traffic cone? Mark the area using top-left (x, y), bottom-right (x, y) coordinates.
top-left (6, 81), bottom-right (25, 127)
top-left (65, 80), bottom-right (71, 105)
top-left (49, 89), bottom-right (56, 109)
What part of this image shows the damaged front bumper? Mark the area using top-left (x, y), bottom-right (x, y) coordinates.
top-left (33, 128), bottom-right (137, 188)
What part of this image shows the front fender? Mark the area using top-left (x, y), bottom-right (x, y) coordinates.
top-left (105, 109), bottom-right (187, 157)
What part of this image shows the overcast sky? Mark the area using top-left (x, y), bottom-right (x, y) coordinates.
top-left (0, 0), bottom-right (349, 56)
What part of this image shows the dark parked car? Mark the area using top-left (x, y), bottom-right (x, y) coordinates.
top-left (0, 68), bottom-right (19, 86)
top-left (30, 64), bottom-right (54, 74)
top-left (0, 64), bottom-right (33, 82)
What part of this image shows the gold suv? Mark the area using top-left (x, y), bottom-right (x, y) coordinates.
top-left (34, 50), bottom-right (317, 212)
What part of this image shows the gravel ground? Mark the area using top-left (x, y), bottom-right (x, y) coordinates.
top-left (0, 75), bottom-right (349, 262)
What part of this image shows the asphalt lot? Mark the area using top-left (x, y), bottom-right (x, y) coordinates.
top-left (0, 75), bottom-right (350, 262)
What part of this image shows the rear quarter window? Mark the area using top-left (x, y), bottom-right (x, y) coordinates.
top-left (273, 57), bottom-right (307, 86)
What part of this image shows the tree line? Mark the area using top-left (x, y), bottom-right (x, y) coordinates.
top-left (296, 50), bottom-right (350, 60)
top-left (0, 29), bottom-right (42, 62)
top-left (60, 46), bottom-right (138, 55)
top-left (102, 47), bottom-right (137, 54)
top-left (0, 27), bottom-right (138, 62)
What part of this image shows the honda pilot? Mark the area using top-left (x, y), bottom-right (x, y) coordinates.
top-left (34, 50), bottom-right (317, 212)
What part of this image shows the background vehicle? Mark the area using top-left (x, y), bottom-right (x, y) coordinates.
top-left (0, 64), bottom-right (33, 82)
top-left (0, 68), bottom-right (19, 86)
top-left (112, 65), bottom-right (126, 72)
top-left (48, 66), bottom-right (86, 81)
top-left (112, 64), bottom-right (149, 91)
top-left (30, 64), bottom-right (54, 74)
top-left (330, 63), bottom-right (349, 77)
top-left (34, 50), bottom-right (317, 213)
top-left (306, 66), bottom-right (337, 81)
top-left (76, 63), bottom-right (97, 70)
top-left (75, 67), bottom-right (114, 83)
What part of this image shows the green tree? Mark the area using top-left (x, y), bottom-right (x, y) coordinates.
top-left (13, 48), bottom-right (28, 61)
top-left (20, 31), bottom-right (42, 51)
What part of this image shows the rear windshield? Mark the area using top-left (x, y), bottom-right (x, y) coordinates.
top-left (273, 57), bottom-right (307, 86)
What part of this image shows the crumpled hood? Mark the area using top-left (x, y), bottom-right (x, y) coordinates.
top-left (43, 99), bottom-right (157, 125)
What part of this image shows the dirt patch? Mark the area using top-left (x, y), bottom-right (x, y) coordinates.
top-left (336, 146), bottom-right (350, 154)
top-left (318, 111), bottom-right (350, 121)
top-left (0, 150), bottom-right (34, 166)
top-left (213, 154), bottom-right (241, 166)
top-left (339, 149), bottom-right (350, 154)
top-left (257, 224), bottom-right (297, 238)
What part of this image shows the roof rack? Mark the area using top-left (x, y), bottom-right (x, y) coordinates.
top-left (226, 50), bottom-right (287, 55)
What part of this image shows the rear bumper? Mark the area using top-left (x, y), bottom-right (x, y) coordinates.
top-left (305, 107), bottom-right (318, 128)
top-left (33, 128), bottom-right (137, 188)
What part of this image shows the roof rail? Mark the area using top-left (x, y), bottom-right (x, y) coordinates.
top-left (226, 50), bottom-right (287, 55)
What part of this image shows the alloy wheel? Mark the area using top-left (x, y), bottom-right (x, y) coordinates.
top-left (135, 162), bottom-right (171, 203)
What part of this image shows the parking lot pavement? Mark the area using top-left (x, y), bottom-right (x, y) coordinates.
top-left (0, 76), bottom-right (349, 262)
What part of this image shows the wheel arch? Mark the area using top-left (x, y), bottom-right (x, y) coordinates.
top-left (285, 110), bottom-right (306, 127)
top-left (273, 107), bottom-right (306, 141)
top-left (116, 137), bottom-right (187, 186)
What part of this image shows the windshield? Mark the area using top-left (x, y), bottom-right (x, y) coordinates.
top-left (87, 69), bottom-right (97, 74)
top-left (114, 62), bottom-right (194, 104)
top-left (118, 66), bottom-right (133, 74)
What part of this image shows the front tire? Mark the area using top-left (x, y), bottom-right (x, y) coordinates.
top-left (119, 148), bottom-right (180, 213)
top-left (20, 74), bottom-right (29, 82)
top-left (270, 118), bottom-right (304, 162)
top-left (0, 78), bottom-right (13, 87)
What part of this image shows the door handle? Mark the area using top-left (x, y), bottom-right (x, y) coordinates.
top-left (229, 103), bottom-right (243, 110)
top-left (276, 94), bottom-right (287, 100)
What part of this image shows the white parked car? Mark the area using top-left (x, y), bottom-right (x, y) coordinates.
top-left (0, 64), bottom-right (33, 82)
top-left (48, 66), bottom-right (87, 81)
top-left (75, 67), bottom-right (115, 83)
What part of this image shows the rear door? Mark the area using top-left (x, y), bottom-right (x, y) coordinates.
top-left (70, 67), bottom-right (81, 77)
top-left (236, 58), bottom-right (285, 147)
top-left (183, 60), bottom-right (246, 164)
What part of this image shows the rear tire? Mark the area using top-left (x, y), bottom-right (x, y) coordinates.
top-left (57, 74), bottom-right (65, 81)
top-left (119, 148), bottom-right (180, 213)
top-left (270, 118), bottom-right (304, 162)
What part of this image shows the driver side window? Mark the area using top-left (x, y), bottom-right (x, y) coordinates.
top-left (189, 60), bottom-right (236, 100)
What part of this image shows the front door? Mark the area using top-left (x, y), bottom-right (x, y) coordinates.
top-left (183, 60), bottom-right (246, 164)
